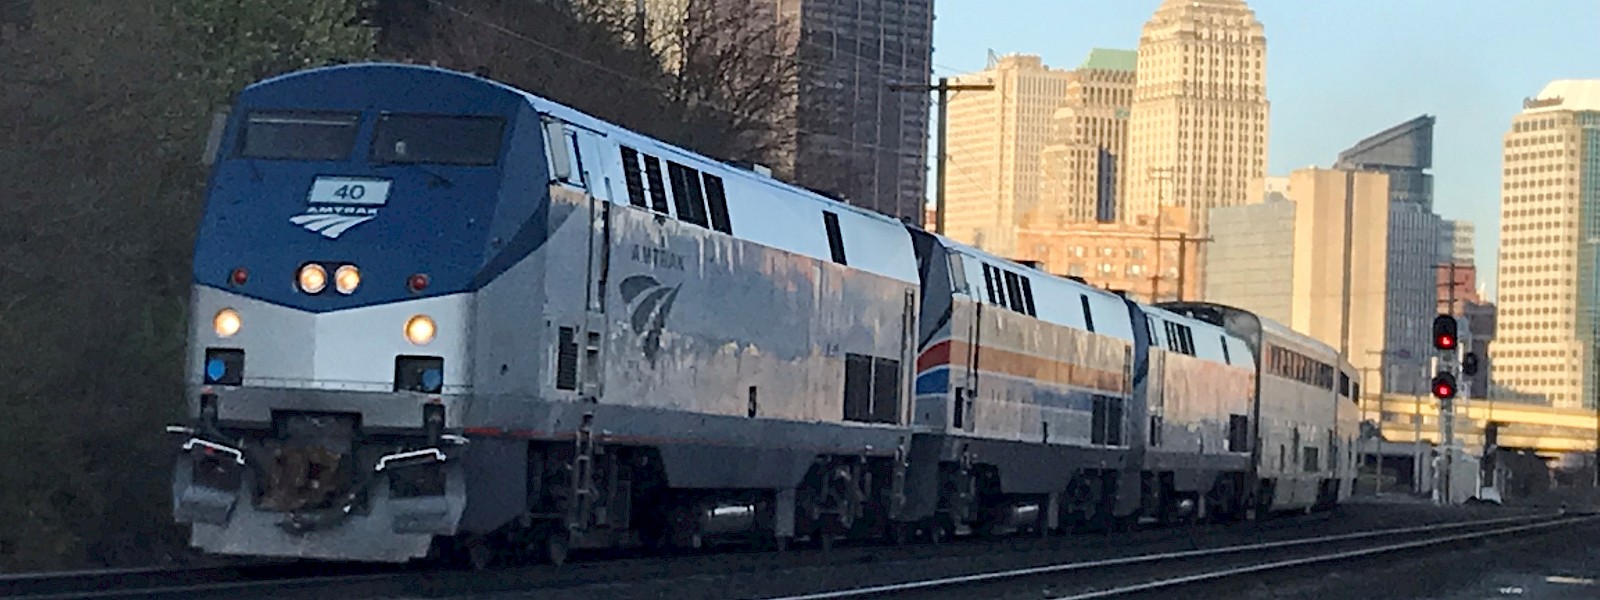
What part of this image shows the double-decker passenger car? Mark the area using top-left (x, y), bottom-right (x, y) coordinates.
top-left (1157, 302), bottom-right (1361, 513)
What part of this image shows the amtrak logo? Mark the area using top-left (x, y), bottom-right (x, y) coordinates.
top-left (620, 274), bottom-right (681, 367)
top-left (290, 207), bottom-right (377, 239)
top-left (295, 177), bottom-right (392, 239)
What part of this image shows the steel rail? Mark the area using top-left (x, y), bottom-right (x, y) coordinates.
top-left (1049, 515), bottom-right (1593, 600)
top-left (752, 512), bottom-right (1569, 600)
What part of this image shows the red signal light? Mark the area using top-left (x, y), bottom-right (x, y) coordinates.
top-left (407, 273), bottom-right (430, 293)
top-left (230, 267), bottom-right (249, 286)
top-left (1431, 371), bottom-right (1457, 400)
top-left (1435, 334), bottom-right (1456, 350)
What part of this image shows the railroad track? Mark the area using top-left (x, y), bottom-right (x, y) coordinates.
top-left (0, 507), bottom-right (1342, 599)
top-left (0, 561), bottom-right (402, 600)
top-left (753, 511), bottom-right (1594, 600)
top-left (0, 506), bottom-right (1564, 600)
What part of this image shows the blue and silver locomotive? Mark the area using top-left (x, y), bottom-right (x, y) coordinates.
top-left (168, 63), bottom-right (1357, 566)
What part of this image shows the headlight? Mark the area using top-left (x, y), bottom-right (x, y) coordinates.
top-left (298, 263), bottom-right (327, 294)
top-left (213, 308), bottom-right (241, 338)
top-left (335, 265), bottom-right (360, 295)
top-left (405, 315), bottom-right (436, 345)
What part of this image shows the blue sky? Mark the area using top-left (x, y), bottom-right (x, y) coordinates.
top-left (929, 0), bottom-right (1600, 301)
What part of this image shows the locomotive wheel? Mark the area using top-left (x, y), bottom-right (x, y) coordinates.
top-left (1208, 477), bottom-right (1238, 523)
top-left (888, 521), bottom-right (913, 546)
top-left (543, 527), bottom-right (570, 567)
top-left (455, 535), bottom-right (494, 571)
top-left (927, 516), bottom-right (950, 544)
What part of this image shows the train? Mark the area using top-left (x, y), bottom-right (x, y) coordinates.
top-left (167, 62), bottom-right (1360, 568)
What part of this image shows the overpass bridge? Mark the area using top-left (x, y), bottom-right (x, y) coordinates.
top-left (1361, 394), bottom-right (1599, 457)
top-left (1354, 394), bottom-right (1598, 497)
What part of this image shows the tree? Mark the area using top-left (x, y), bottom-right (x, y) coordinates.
top-left (641, 0), bottom-right (800, 175)
top-left (171, 0), bottom-right (377, 106)
top-left (0, 0), bottom-right (378, 572)
top-left (384, 0), bottom-right (800, 178)
top-left (0, 0), bottom-right (809, 571)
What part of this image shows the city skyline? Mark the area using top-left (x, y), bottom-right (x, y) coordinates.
top-left (931, 0), bottom-right (1600, 301)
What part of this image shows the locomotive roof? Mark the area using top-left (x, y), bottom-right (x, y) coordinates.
top-left (244, 62), bottom-right (922, 284)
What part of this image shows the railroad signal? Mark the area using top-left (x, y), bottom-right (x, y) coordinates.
top-left (1462, 352), bottom-right (1480, 376)
top-left (1431, 371), bottom-right (1458, 400)
top-left (1432, 314), bottom-right (1458, 351)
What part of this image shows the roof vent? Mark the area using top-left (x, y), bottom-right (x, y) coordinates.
top-left (728, 160), bottom-right (773, 176)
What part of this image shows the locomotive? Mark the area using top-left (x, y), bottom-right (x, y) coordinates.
top-left (167, 63), bottom-right (1359, 567)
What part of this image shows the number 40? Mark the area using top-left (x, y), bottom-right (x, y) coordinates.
top-left (334, 184), bottom-right (367, 200)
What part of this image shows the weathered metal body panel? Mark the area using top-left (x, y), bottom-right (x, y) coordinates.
top-left (1140, 306), bottom-right (1256, 494)
top-left (904, 232), bottom-right (1145, 519)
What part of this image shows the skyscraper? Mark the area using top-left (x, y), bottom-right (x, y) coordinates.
top-left (1205, 168), bottom-right (1394, 389)
top-left (1037, 49), bottom-right (1137, 224)
top-left (944, 53), bottom-right (1076, 256)
top-left (1122, 0), bottom-right (1268, 233)
top-left (1335, 115), bottom-right (1442, 397)
top-left (783, 0), bottom-right (935, 224)
top-left (1437, 220), bottom-right (1482, 316)
top-left (1491, 80), bottom-right (1600, 409)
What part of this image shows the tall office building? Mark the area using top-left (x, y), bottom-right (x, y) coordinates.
top-left (1437, 220), bottom-right (1482, 316)
top-left (782, 0), bottom-right (934, 223)
top-left (1122, 0), bottom-right (1268, 234)
top-left (1440, 219), bottom-right (1476, 265)
top-left (944, 53), bottom-right (1076, 256)
top-left (1491, 80), bottom-right (1600, 409)
top-left (1037, 49), bottom-right (1137, 224)
top-left (1206, 168), bottom-right (1399, 391)
top-left (634, 0), bottom-right (935, 224)
top-left (1335, 116), bottom-right (1443, 395)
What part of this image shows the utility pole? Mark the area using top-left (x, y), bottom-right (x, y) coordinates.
top-left (1433, 262), bottom-right (1462, 315)
top-left (1147, 167), bottom-right (1174, 301)
top-left (889, 78), bottom-right (995, 234)
top-left (1149, 232), bottom-right (1212, 302)
top-left (633, 0), bottom-right (648, 50)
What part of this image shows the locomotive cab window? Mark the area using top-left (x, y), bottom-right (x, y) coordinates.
top-left (372, 114), bottom-right (506, 166)
top-left (238, 110), bottom-right (359, 161)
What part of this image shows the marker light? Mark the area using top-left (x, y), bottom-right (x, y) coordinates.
top-left (335, 265), bottom-right (361, 295)
top-left (298, 263), bottom-right (327, 294)
top-left (213, 308), bottom-right (241, 338)
top-left (405, 315), bottom-right (436, 345)
top-left (230, 267), bottom-right (249, 286)
top-left (408, 273), bottom-right (430, 293)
